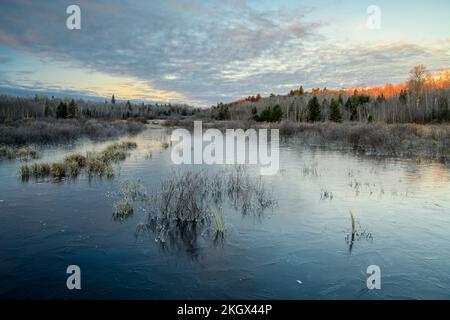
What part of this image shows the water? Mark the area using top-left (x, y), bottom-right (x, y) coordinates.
top-left (1, 126), bottom-right (450, 299)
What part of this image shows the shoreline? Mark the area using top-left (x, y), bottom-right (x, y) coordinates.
top-left (1, 118), bottom-right (449, 164)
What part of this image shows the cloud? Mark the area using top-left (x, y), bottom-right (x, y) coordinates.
top-left (0, 0), bottom-right (448, 105)
top-left (0, 55), bottom-right (11, 64)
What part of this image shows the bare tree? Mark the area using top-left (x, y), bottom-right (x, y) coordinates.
top-left (408, 65), bottom-right (429, 116)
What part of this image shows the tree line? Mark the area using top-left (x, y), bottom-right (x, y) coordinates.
top-left (225, 65), bottom-right (450, 124)
top-left (0, 94), bottom-right (203, 123)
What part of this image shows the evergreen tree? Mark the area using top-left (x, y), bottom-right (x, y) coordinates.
top-left (256, 105), bottom-right (283, 122)
top-left (251, 106), bottom-right (258, 120)
top-left (299, 86), bottom-right (304, 94)
top-left (44, 101), bottom-right (50, 117)
top-left (307, 96), bottom-right (321, 122)
top-left (338, 94), bottom-right (344, 106)
top-left (56, 102), bottom-right (67, 119)
top-left (271, 104), bottom-right (283, 122)
top-left (67, 99), bottom-right (77, 118)
top-left (329, 98), bottom-right (342, 122)
top-left (438, 96), bottom-right (449, 121)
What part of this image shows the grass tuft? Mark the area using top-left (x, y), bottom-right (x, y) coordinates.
top-left (18, 163), bottom-right (30, 181)
top-left (1, 145), bottom-right (39, 160)
top-left (31, 163), bottom-right (51, 179)
top-left (64, 153), bottom-right (86, 167)
top-left (50, 162), bottom-right (66, 178)
top-left (113, 200), bottom-right (134, 220)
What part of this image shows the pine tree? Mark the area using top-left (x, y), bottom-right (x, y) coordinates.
top-left (271, 104), bottom-right (283, 122)
top-left (329, 98), bottom-right (342, 122)
top-left (56, 102), bottom-right (67, 119)
top-left (338, 94), bottom-right (344, 106)
top-left (67, 99), bottom-right (77, 118)
top-left (307, 96), bottom-right (321, 122)
top-left (438, 96), bottom-right (449, 121)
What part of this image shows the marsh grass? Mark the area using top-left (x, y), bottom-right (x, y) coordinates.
top-left (113, 200), bottom-right (134, 220)
top-left (18, 163), bottom-right (30, 182)
top-left (64, 153), bottom-right (86, 167)
top-left (50, 162), bottom-right (66, 178)
top-left (31, 163), bottom-right (51, 179)
top-left (212, 211), bottom-right (225, 234)
top-left (130, 167), bottom-right (276, 253)
top-left (17, 141), bottom-right (137, 182)
top-left (86, 155), bottom-right (114, 178)
top-left (320, 188), bottom-right (333, 200)
top-left (99, 141), bottom-right (137, 162)
top-left (1, 145), bottom-right (39, 160)
top-left (0, 119), bottom-right (145, 145)
top-left (346, 210), bottom-right (373, 254)
top-left (161, 141), bottom-right (170, 149)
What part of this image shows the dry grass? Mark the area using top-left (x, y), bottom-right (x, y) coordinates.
top-left (0, 119), bottom-right (145, 145)
top-left (18, 163), bottom-right (30, 182)
top-left (113, 200), bottom-right (134, 220)
top-left (18, 141), bottom-right (137, 182)
top-left (266, 121), bottom-right (450, 162)
top-left (137, 167), bottom-right (275, 248)
top-left (50, 162), bottom-right (66, 178)
top-left (0, 145), bottom-right (39, 160)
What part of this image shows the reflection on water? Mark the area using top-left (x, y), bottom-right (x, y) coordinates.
top-left (121, 167), bottom-right (276, 258)
top-left (0, 125), bottom-right (450, 299)
top-left (345, 210), bottom-right (373, 255)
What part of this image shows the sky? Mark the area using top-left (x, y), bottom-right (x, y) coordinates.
top-left (0, 0), bottom-right (449, 106)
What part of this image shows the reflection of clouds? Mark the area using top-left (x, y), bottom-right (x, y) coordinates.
top-left (0, 1), bottom-right (448, 105)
